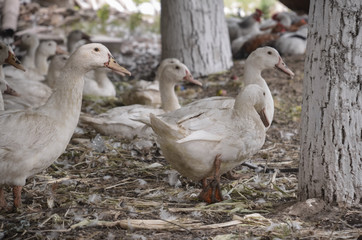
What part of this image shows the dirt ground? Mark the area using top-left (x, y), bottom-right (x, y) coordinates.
top-left (1, 3), bottom-right (361, 239)
top-left (1, 53), bottom-right (361, 240)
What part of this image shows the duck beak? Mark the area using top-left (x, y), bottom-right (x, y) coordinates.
top-left (275, 56), bottom-right (294, 78)
top-left (12, 38), bottom-right (22, 46)
top-left (104, 54), bottom-right (131, 76)
top-left (6, 50), bottom-right (26, 72)
top-left (258, 108), bottom-right (270, 127)
top-left (56, 45), bottom-right (68, 55)
top-left (183, 70), bottom-right (202, 86)
top-left (4, 84), bottom-right (19, 96)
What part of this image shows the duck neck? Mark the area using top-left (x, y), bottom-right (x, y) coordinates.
top-left (233, 100), bottom-right (265, 131)
top-left (40, 63), bottom-right (85, 124)
top-left (46, 68), bottom-right (58, 88)
top-left (35, 52), bottom-right (50, 75)
top-left (0, 65), bottom-right (7, 93)
top-left (0, 65), bottom-right (4, 81)
top-left (244, 61), bottom-right (268, 88)
top-left (244, 60), bottom-right (274, 125)
top-left (0, 66), bottom-right (3, 110)
top-left (94, 70), bottom-right (115, 96)
top-left (95, 70), bottom-right (109, 87)
top-left (23, 43), bottom-right (38, 68)
top-left (0, 91), bottom-right (3, 110)
top-left (160, 77), bottom-right (180, 112)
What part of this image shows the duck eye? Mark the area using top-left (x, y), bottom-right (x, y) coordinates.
top-left (267, 51), bottom-right (272, 55)
top-left (48, 43), bottom-right (52, 46)
top-left (0, 46), bottom-right (2, 50)
top-left (94, 48), bottom-right (100, 52)
top-left (175, 66), bottom-right (180, 70)
top-left (263, 92), bottom-right (265, 96)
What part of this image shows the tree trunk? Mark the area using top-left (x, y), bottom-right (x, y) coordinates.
top-left (160, 0), bottom-right (233, 77)
top-left (299, 0), bottom-right (362, 206)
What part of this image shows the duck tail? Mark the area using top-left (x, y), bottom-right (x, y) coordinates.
top-left (130, 115), bottom-right (151, 126)
top-left (79, 114), bottom-right (103, 125)
top-left (150, 113), bottom-right (184, 140)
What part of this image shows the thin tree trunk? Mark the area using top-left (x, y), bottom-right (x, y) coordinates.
top-left (1, 0), bottom-right (20, 30)
top-left (299, 0), bottom-right (362, 206)
top-left (161, 0), bottom-right (233, 77)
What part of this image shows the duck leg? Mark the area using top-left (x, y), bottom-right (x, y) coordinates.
top-left (0, 187), bottom-right (7, 209)
top-left (198, 154), bottom-right (223, 204)
top-left (4, 84), bottom-right (19, 96)
top-left (13, 186), bottom-right (22, 208)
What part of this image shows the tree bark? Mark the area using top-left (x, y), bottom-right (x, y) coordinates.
top-left (1, 0), bottom-right (20, 31)
top-left (299, 0), bottom-right (362, 206)
top-left (161, 0), bottom-right (233, 77)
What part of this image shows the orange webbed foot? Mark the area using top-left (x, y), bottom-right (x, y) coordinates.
top-left (198, 154), bottom-right (224, 204)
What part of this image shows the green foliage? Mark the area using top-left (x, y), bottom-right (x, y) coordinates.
top-left (259, 0), bottom-right (276, 19)
top-left (224, 0), bottom-right (277, 17)
top-left (224, 0), bottom-right (257, 16)
top-left (97, 4), bottom-right (110, 24)
top-left (133, 0), bottom-right (149, 6)
top-left (129, 12), bottom-right (143, 32)
top-left (149, 14), bottom-right (161, 33)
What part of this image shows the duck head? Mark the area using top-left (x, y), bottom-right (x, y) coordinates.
top-left (14, 33), bottom-right (39, 48)
top-left (160, 61), bottom-right (202, 86)
top-left (70, 43), bottom-right (131, 76)
top-left (37, 40), bottom-right (57, 57)
top-left (248, 47), bottom-right (294, 78)
top-left (0, 42), bottom-right (25, 71)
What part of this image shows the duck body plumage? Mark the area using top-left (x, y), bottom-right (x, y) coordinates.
top-left (0, 42), bottom-right (26, 110)
top-left (275, 26), bottom-right (308, 56)
top-left (83, 68), bottom-right (116, 97)
top-left (150, 84), bottom-right (269, 181)
top-left (0, 109), bottom-right (74, 186)
top-left (120, 58), bottom-right (180, 107)
top-left (159, 47), bottom-right (294, 131)
top-left (0, 43), bottom-right (130, 208)
top-left (121, 79), bottom-right (161, 107)
top-left (81, 105), bottom-right (165, 139)
top-left (4, 40), bottom-right (58, 81)
top-left (3, 78), bottom-right (52, 109)
top-left (81, 59), bottom-right (201, 140)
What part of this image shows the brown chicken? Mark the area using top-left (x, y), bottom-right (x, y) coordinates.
top-left (233, 32), bottom-right (282, 59)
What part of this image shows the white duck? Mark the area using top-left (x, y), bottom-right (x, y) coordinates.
top-left (83, 68), bottom-right (116, 97)
top-left (4, 40), bottom-right (58, 81)
top-left (0, 42), bottom-right (26, 110)
top-left (2, 41), bottom-right (62, 109)
top-left (15, 33), bottom-right (39, 69)
top-left (66, 30), bottom-right (117, 98)
top-left (149, 84), bottom-right (270, 203)
top-left (80, 60), bottom-right (201, 140)
top-left (34, 41), bottom-right (59, 78)
top-left (121, 58), bottom-right (181, 107)
top-left (67, 29), bottom-right (91, 54)
top-left (161, 47), bottom-right (294, 131)
top-left (0, 43), bottom-right (130, 209)
top-left (45, 54), bottom-right (69, 88)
